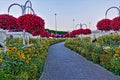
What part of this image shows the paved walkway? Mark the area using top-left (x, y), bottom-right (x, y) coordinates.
top-left (40, 42), bottom-right (120, 80)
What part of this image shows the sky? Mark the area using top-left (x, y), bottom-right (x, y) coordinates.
top-left (0, 0), bottom-right (120, 31)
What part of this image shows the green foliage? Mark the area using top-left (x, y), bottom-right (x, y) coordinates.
top-left (96, 34), bottom-right (120, 47)
top-left (46, 29), bottom-right (67, 35)
top-left (65, 34), bottom-right (120, 76)
top-left (92, 52), bottom-right (100, 64)
top-left (0, 37), bottom-right (65, 79)
top-left (111, 57), bottom-right (120, 75)
top-left (100, 54), bottom-right (112, 70)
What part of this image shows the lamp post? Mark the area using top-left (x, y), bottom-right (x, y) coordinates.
top-left (73, 19), bottom-right (75, 30)
top-left (55, 13), bottom-right (57, 34)
top-left (80, 23), bottom-right (83, 41)
top-left (68, 31), bottom-right (71, 38)
top-left (89, 22), bottom-right (91, 28)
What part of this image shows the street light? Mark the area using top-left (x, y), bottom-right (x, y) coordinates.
top-left (73, 19), bottom-right (75, 30)
top-left (89, 22), bottom-right (91, 28)
top-left (55, 13), bottom-right (57, 34)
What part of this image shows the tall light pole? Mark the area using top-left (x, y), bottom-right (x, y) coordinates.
top-left (55, 13), bottom-right (57, 34)
top-left (73, 19), bottom-right (75, 30)
top-left (89, 22), bottom-right (91, 28)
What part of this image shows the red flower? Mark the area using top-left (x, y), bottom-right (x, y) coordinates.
top-left (17, 14), bottom-right (45, 36)
top-left (96, 19), bottom-right (111, 31)
top-left (111, 16), bottom-right (120, 31)
top-left (0, 14), bottom-right (18, 30)
top-left (40, 30), bottom-right (50, 37)
top-left (83, 28), bottom-right (92, 35)
top-left (69, 32), bottom-right (75, 37)
top-left (63, 32), bottom-right (69, 37)
top-left (77, 28), bottom-right (84, 34)
top-left (50, 33), bottom-right (56, 37)
top-left (71, 30), bottom-right (77, 35)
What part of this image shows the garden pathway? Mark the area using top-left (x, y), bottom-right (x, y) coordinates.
top-left (40, 42), bottom-right (120, 80)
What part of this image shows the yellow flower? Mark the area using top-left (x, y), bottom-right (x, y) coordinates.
top-left (114, 47), bottom-right (120, 54)
top-left (7, 47), bottom-right (13, 54)
top-left (17, 51), bottom-right (25, 59)
top-left (27, 54), bottom-right (31, 60)
top-left (34, 54), bottom-right (37, 57)
top-left (12, 47), bottom-right (17, 52)
top-left (28, 48), bottom-right (32, 52)
top-left (0, 48), bottom-right (3, 50)
top-left (18, 38), bottom-right (22, 42)
top-left (0, 57), bottom-right (3, 62)
top-left (114, 53), bottom-right (119, 57)
top-left (17, 51), bottom-right (21, 55)
top-left (7, 47), bottom-right (12, 52)
top-left (21, 53), bottom-right (25, 59)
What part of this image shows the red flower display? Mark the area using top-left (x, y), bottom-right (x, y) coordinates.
top-left (17, 14), bottom-right (45, 36)
top-left (50, 33), bottom-right (56, 37)
top-left (71, 30), bottom-right (77, 35)
top-left (69, 32), bottom-right (75, 37)
top-left (65, 28), bottom-right (84, 37)
top-left (0, 14), bottom-right (18, 30)
top-left (77, 28), bottom-right (84, 34)
top-left (111, 16), bottom-right (120, 31)
top-left (40, 30), bottom-right (50, 37)
top-left (63, 32), bottom-right (69, 37)
top-left (83, 28), bottom-right (92, 35)
top-left (96, 19), bottom-right (111, 31)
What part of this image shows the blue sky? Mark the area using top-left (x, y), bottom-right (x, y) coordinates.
top-left (0, 0), bottom-right (120, 31)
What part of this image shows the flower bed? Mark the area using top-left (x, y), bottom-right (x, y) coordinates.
top-left (65, 34), bottom-right (120, 75)
top-left (0, 38), bottom-right (65, 80)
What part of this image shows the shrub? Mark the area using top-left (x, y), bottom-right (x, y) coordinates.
top-left (100, 54), bottom-right (112, 70)
top-left (111, 57), bottom-right (120, 75)
top-left (92, 52), bottom-right (100, 64)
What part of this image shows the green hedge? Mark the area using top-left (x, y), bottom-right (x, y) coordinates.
top-left (46, 29), bottom-right (67, 35)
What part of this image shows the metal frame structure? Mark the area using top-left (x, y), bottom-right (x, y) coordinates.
top-left (7, 0), bottom-right (35, 46)
top-left (105, 6), bottom-right (120, 18)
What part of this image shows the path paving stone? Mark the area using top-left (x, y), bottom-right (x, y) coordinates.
top-left (40, 42), bottom-right (120, 80)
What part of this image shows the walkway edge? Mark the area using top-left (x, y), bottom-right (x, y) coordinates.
top-left (39, 52), bottom-right (48, 80)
